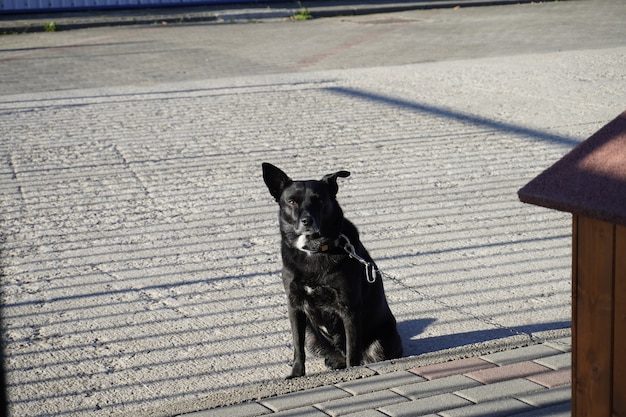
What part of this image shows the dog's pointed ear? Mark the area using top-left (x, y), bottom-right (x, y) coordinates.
top-left (262, 163), bottom-right (292, 202)
top-left (321, 170), bottom-right (350, 196)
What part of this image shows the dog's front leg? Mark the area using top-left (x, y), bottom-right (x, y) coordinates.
top-left (287, 306), bottom-right (307, 378)
top-left (343, 311), bottom-right (363, 367)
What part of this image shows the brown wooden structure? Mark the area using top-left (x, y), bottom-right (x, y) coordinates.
top-left (519, 111), bottom-right (626, 417)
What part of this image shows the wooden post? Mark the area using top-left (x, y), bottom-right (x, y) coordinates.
top-left (614, 224), bottom-right (626, 417)
top-left (573, 215), bottom-right (614, 417)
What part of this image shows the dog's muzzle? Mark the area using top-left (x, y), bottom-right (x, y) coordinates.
top-left (296, 211), bottom-right (320, 235)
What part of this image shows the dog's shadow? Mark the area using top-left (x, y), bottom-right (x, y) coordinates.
top-left (397, 318), bottom-right (437, 357)
top-left (398, 318), bottom-right (514, 356)
top-left (399, 318), bottom-right (506, 356)
top-left (398, 318), bottom-right (571, 357)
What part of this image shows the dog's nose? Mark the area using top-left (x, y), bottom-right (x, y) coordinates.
top-left (298, 212), bottom-right (319, 234)
top-left (300, 215), bottom-right (313, 227)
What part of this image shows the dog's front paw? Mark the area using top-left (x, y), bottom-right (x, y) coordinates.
top-left (286, 362), bottom-right (305, 379)
top-left (324, 355), bottom-right (347, 370)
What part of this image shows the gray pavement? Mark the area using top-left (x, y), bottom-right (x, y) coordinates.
top-left (1, 0), bottom-right (625, 416)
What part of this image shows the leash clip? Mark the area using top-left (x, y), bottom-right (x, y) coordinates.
top-left (340, 234), bottom-right (378, 284)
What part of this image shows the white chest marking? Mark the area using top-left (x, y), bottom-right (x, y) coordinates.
top-left (304, 285), bottom-right (313, 294)
top-left (296, 235), bottom-right (308, 250)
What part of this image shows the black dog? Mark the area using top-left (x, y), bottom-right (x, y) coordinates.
top-left (262, 163), bottom-right (402, 378)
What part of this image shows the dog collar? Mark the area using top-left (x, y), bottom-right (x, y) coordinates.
top-left (297, 235), bottom-right (346, 255)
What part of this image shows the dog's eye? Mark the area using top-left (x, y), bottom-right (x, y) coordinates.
top-left (287, 199), bottom-right (298, 207)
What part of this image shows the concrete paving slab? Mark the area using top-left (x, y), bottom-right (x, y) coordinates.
top-left (533, 352), bottom-right (571, 371)
top-left (409, 357), bottom-right (496, 380)
top-left (266, 405), bottom-right (331, 417)
top-left (516, 385), bottom-right (571, 409)
top-left (260, 385), bottom-right (351, 412)
top-left (542, 338), bottom-right (572, 353)
top-left (464, 361), bottom-right (550, 384)
top-left (480, 345), bottom-right (562, 366)
top-left (392, 374), bottom-right (482, 400)
top-left (342, 410), bottom-right (389, 417)
top-left (526, 369), bottom-right (571, 389)
top-left (315, 389), bottom-right (408, 416)
top-left (379, 392), bottom-right (472, 417)
top-left (335, 370), bottom-right (424, 395)
top-left (439, 397), bottom-right (533, 417)
top-left (455, 378), bottom-right (544, 403)
top-left (509, 402), bottom-right (570, 417)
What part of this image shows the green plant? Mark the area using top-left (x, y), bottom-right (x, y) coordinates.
top-left (44, 22), bottom-right (57, 32)
top-left (291, 8), bottom-right (312, 21)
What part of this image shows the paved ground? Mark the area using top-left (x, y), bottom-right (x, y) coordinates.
top-left (188, 337), bottom-right (573, 417)
top-left (1, 0), bottom-right (625, 416)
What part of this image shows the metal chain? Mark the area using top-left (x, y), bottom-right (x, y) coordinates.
top-left (339, 233), bottom-right (378, 283)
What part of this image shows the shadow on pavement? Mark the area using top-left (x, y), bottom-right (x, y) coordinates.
top-left (399, 318), bottom-right (571, 356)
top-left (326, 86), bottom-right (580, 148)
